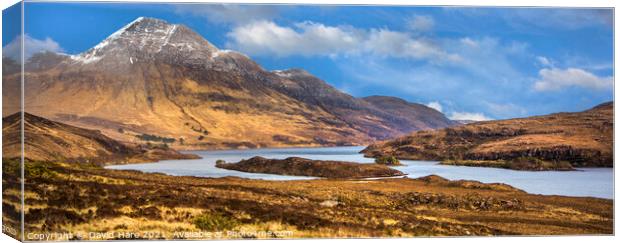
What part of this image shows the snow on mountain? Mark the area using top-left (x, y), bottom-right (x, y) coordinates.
top-left (69, 17), bottom-right (218, 65)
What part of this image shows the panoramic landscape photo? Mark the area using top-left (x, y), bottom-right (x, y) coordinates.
top-left (1, 2), bottom-right (614, 240)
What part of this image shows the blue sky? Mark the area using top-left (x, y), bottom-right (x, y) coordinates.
top-left (3, 2), bottom-right (614, 120)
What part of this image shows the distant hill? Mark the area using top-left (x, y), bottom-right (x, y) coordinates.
top-left (362, 102), bottom-right (613, 168)
top-left (363, 95), bottom-right (457, 132)
top-left (2, 17), bottom-right (454, 150)
top-left (2, 112), bottom-right (197, 164)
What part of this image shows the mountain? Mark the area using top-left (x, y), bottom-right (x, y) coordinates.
top-left (362, 102), bottom-right (613, 168)
top-left (362, 96), bottom-right (458, 131)
top-left (270, 69), bottom-right (457, 139)
top-left (2, 17), bottom-right (454, 149)
top-left (2, 112), bottom-right (197, 164)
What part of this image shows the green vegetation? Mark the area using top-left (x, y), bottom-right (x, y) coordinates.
top-left (440, 157), bottom-right (574, 171)
top-left (193, 213), bottom-right (239, 231)
top-left (2, 158), bottom-right (20, 176)
top-left (375, 156), bottom-right (401, 166)
top-left (509, 157), bottom-right (573, 171)
top-left (144, 142), bottom-right (169, 150)
top-left (24, 161), bottom-right (58, 179)
top-left (215, 159), bottom-right (226, 166)
top-left (3, 158), bottom-right (58, 179)
top-left (135, 133), bottom-right (176, 143)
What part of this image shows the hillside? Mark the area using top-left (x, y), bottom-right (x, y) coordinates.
top-left (1, 112), bottom-right (198, 164)
top-left (362, 102), bottom-right (613, 169)
top-left (2, 17), bottom-right (454, 150)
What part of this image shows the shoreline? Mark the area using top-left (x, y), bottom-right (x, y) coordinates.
top-left (177, 144), bottom-right (370, 152)
top-left (362, 154), bottom-right (611, 172)
top-left (104, 147), bottom-right (613, 199)
top-left (104, 166), bottom-right (612, 200)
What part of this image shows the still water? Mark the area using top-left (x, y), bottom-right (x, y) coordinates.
top-left (106, 146), bottom-right (613, 199)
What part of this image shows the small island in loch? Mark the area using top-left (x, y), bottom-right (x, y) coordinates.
top-left (215, 156), bottom-right (405, 178)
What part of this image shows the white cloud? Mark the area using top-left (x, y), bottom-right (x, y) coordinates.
top-left (174, 4), bottom-right (279, 24)
top-left (459, 37), bottom-right (478, 48)
top-left (364, 29), bottom-right (461, 62)
top-left (533, 67), bottom-right (613, 91)
top-left (536, 56), bottom-right (552, 67)
top-left (225, 20), bottom-right (362, 57)
top-left (2, 34), bottom-right (63, 60)
top-left (426, 101), bottom-right (443, 112)
top-left (408, 15), bottom-right (434, 32)
top-left (225, 20), bottom-right (461, 62)
top-left (449, 111), bottom-right (492, 121)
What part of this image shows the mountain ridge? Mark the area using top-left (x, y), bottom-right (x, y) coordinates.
top-left (3, 17), bottom-right (455, 149)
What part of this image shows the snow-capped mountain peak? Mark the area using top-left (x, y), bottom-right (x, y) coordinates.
top-left (70, 17), bottom-right (217, 65)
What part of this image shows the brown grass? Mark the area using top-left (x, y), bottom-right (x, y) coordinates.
top-left (2, 159), bottom-right (613, 240)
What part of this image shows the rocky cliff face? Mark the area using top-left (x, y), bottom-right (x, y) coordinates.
top-left (3, 17), bottom-right (454, 149)
top-left (362, 102), bottom-right (613, 167)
